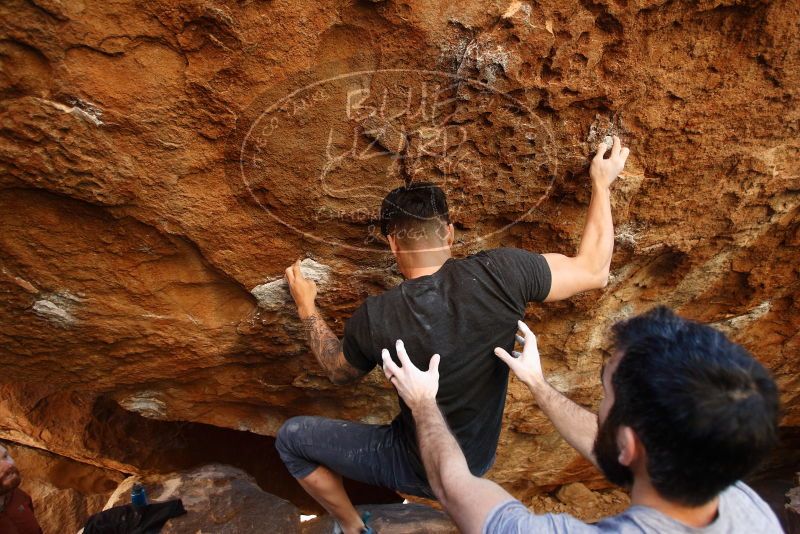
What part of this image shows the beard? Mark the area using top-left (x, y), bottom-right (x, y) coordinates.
top-left (593, 412), bottom-right (634, 489)
top-left (0, 469), bottom-right (20, 496)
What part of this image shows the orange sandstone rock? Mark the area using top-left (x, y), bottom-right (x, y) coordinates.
top-left (0, 0), bottom-right (797, 514)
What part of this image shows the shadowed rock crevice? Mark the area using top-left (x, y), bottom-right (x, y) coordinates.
top-left (83, 397), bottom-right (403, 515)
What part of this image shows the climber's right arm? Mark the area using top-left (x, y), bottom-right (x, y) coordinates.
top-left (286, 260), bottom-right (368, 385)
top-left (542, 136), bottom-right (630, 302)
top-left (495, 321), bottom-right (599, 468)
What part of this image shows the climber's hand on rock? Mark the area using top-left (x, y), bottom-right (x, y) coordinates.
top-left (285, 259), bottom-right (317, 319)
top-left (495, 320), bottom-right (544, 387)
top-left (382, 340), bottom-right (441, 411)
top-left (590, 135), bottom-right (630, 188)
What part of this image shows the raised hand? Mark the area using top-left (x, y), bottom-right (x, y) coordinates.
top-left (285, 259), bottom-right (317, 319)
top-left (494, 320), bottom-right (544, 387)
top-left (590, 134), bottom-right (630, 189)
top-left (382, 340), bottom-right (441, 410)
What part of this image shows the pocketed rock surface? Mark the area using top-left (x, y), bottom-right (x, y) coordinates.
top-left (0, 0), bottom-right (798, 518)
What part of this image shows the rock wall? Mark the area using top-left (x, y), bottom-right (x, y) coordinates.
top-left (1, 0), bottom-right (798, 512)
top-left (2, 441), bottom-right (123, 534)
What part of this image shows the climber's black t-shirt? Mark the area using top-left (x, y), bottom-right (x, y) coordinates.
top-left (342, 248), bottom-right (552, 479)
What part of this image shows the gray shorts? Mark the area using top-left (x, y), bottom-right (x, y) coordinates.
top-left (275, 416), bottom-right (436, 499)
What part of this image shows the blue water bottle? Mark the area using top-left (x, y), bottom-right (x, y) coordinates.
top-left (131, 483), bottom-right (148, 508)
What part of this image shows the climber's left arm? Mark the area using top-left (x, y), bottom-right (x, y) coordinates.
top-left (285, 260), bottom-right (369, 385)
top-left (542, 136), bottom-right (630, 302)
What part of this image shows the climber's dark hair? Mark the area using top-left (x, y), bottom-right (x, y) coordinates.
top-left (608, 306), bottom-right (779, 506)
top-left (380, 182), bottom-right (450, 239)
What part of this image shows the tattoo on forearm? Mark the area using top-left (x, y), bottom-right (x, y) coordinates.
top-left (302, 313), bottom-right (365, 384)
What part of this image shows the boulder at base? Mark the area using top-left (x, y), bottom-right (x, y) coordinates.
top-left (99, 464), bottom-right (301, 533)
top-left (303, 503), bottom-right (457, 534)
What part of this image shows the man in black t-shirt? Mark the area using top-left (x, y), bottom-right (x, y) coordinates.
top-left (276, 137), bottom-right (631, 534)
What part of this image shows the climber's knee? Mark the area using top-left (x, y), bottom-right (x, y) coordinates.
top-left (275, 416), bottom-right (323, 479)
top-left (276, 416), bottom-right (308, 454)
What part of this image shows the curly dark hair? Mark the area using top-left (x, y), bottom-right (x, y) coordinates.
top-left (605, 306), bottom-right (780, 506)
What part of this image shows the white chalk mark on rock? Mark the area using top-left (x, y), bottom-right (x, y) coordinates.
top-left (39, 98), bottom-right (104, 126)
top-left (502, 1), bottom-right (524, 18)
top-left (141, 313), bottom-right (171, 320)
top-left (472, 43), bottom-right (510, 84)
top-left (587, 121), bottom-right (623, 153)
top-left (251, 259), bottom-right (332, 311)
top-left (714, 300), bottom-right (772, 335)
top-left (119, 391), bottom-right (168, 419)
top-left (614, 223), bottom-right (642, 248)
top-left (31, 290), bottom-right (81, 327)
top-left (32, 300), bottom-right (73, 324)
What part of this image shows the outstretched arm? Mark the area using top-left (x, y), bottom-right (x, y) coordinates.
top-left (285, 260), bottom-right (367, 385)
top-left (496, 321), bottom-right (599, 467)
top-left (382, 342), bottom-right (514, 534)
top-left (543, 136), bottom-right (630, 302)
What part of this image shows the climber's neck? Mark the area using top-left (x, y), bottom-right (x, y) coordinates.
top-left (388, 224), bottom-right (455, 280)
top-left (395, 247), bottom-right (452, 280)
top-left (629, 469), bottom-right (720, 528)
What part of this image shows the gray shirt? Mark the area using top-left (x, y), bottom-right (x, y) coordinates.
top-left (483, 482), bottom-right (783, 533)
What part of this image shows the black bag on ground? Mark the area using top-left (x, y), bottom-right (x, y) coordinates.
top-left (82, 500), bottom-right (186, 534)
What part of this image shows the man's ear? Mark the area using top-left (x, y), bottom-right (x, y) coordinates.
top-left (617, 425), bottom-right (640, 467)
top-left (446, 223), bottom-right (455, 247)
top-left (388, 234), bottom-right (399, 256)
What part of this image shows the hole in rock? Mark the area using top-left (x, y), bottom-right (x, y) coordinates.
top-left (83, 397), bottom-right (403, 513)
top-left (594, 13), bottom-right (622, 35)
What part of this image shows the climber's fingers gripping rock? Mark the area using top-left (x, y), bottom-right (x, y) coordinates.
top-left (285, 259), bottom-right (317, 318)
top-left (590, 135), bottom-right (630, 189)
